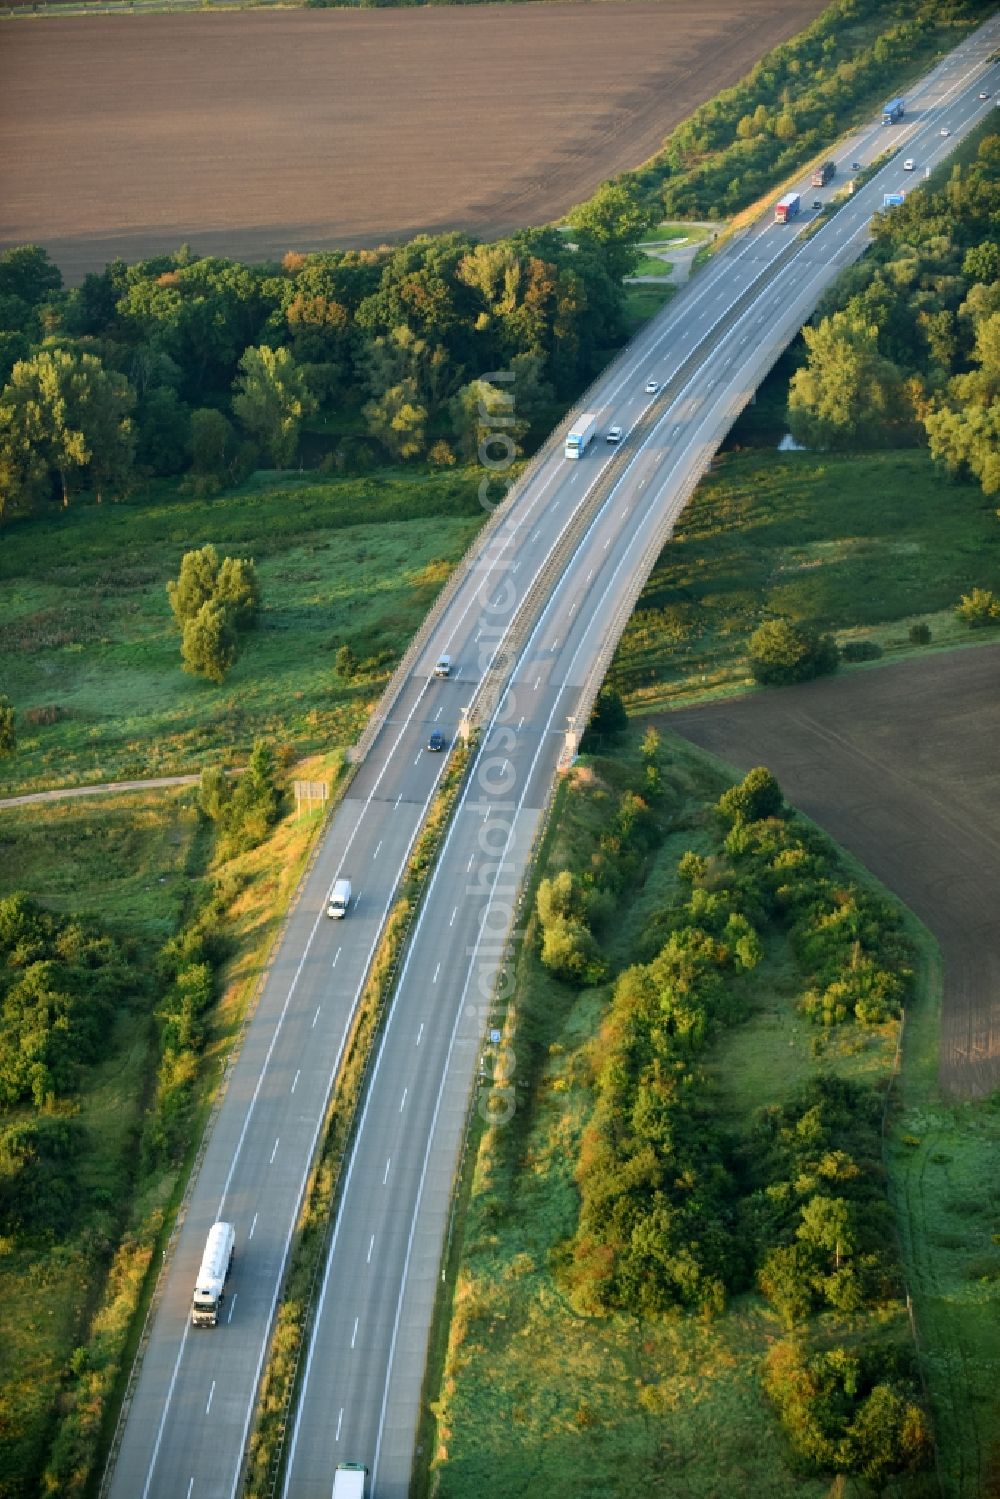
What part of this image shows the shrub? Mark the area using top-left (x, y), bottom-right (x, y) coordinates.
top-left (955, 587), bottom-right (1000, 628)
top-left (748, 618), bottom-right (839, 686)
top-left (908, 622), bottom-right (931, 645)
top-left (840, 639), bottom-right (883, 662)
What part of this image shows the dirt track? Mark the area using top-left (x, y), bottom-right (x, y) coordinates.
top-left (663, 643), bottom-right (1000, 1100)
top-left (0, 0), bottom-right (823, 282)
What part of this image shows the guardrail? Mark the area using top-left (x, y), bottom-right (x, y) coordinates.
top-left (250, 742), bottom-right (476, 1499)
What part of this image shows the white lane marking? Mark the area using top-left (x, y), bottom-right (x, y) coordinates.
top-left (534, 676), bottom-right (541, 689)
top-left (432, 962), bottom-right (441, 983)
top-left (291, 1070), bottom-right (300, 1094)
top-left (368, 1235), bottom-right (375, 1264)
top-left (312, 1005), bottom-right (321, 1027)
top-left (550, 638), bottom-right (559, 650)
top-left (227, 1294), bottom-right (238, 1324)
top-left (399, 1087), bottom-right (408, 1112)
top-left (416, 1022), bottom-right (424, 1045)
top-left (532, 529), bottom-right (541, 541)
top-left (586, 569), bottom-right (593, 581)
top-left (336, 1409), bottom-right (344, 1442)
top-left (383, 1158), bottom-right (391, 1184)
top-left (269, 1138), bottom-right (279, 1165)
top-left (414, 754), bottom-right (422, 765)
top-left (249, 1213), bottom-right (258, 1240)
top-left (206, 1381), bottom-right (216, 1416)
top-left (374, 840), bottom-right (382, 858)
top-left (187, 1480), bottom-right (194, 1499)
top-left (395, 793), bottom-right (402, 808)
top-left (434, 706), bottom-right (443, 720)
top-left (467, 854), bottom-right (474, 871)
top-left (332, 948), bottom-right (340, 968)
top-left (450, 907), bottom-right (457, 926)
top-left (517, 716), bottom-right (524, 730)
top-left (351, 1317), bottom-right (359, 1349)
top-left (604, 537), bottom-right (611, 548)
top-left (288, 84), bottom-right (959, 1492)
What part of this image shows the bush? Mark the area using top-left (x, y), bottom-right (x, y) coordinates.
top-left (955, 587), bottom-right (1000, 628)
top-left (840, 639), bottom-right (883, 662)
top-left (908, 622), bottom-right (932, 645)
top-left (748, 618), bottom-right (838, 686)
top-left (717, 766), bottom-right (783, 826)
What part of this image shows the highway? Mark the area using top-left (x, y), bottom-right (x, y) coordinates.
top-left (104, 22), bottom-right (999, 1499)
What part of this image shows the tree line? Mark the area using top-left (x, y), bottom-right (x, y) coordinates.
top-left (0, 221), bottom-right (628, 521)
top-left (624, 0), bottom-right (990, 221)
top-left (785, 133), bottom-right (1000, 491)
top-left (535, 752), bottom-right (928, 1487)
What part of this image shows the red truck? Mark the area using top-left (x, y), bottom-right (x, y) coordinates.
top-left (774, 192), bottom-right (800, 224)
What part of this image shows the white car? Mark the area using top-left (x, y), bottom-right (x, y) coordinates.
top-left (980, 91), bottom-right (990, 100)
top-left (940, 126), bottom-right (950, 137)
top-left (606, 425), bottom-right (623, 444)
top-left (645, 378), bottom-right (659, 395)
top-left (903, 158), bottom-right (915, 171)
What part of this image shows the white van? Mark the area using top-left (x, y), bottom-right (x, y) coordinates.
top-left (326, 879), bottom-right (352, 919)
top-left (433, 654), bottom-right (452, 678)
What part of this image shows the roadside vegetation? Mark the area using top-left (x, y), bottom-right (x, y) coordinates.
top-left (0, 745), bottom-right (338, 1497)
top-left (423, 733), bottom-right (944, 1496)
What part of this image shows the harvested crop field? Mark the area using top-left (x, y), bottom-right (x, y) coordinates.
top-left (663, 643), bottom-right (1000, 1099)
top-left (0, 0), bottom-right (825, 282)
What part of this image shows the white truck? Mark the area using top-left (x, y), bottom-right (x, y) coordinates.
top-left (191, 1221), bottom-right (235, 1327)
top-left (564, 412), bottom-right (598, 459)
top-left (326, 878), bottom-right (352, 919)
top-left (333, 1464), bottom-right (368, 1498)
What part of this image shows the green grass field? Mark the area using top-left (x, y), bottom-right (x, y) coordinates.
top-left (0, 469), bottom-right (486, 798)
top-left (629, 251), bottom-right (675, 278)
top-left (424, 733), bottom-right (927, 1498)
top-left (612, 448), bottom-right (1000, 713)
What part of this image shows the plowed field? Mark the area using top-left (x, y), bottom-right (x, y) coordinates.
top-left (664, 643), bottom-right (1000, 1098)
top-left (0, 0), bottom-right (824, 282)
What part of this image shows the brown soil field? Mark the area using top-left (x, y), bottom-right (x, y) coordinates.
top-left (662, 643), bottom-right (1000, 1099)
top-left (0, 1), bottom-right (824, 283)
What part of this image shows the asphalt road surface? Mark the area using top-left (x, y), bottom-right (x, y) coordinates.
top-left (105, 24), bottom-right (1000, 1499)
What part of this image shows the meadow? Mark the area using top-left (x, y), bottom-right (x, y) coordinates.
top-left (0, 468), bottom-right (486, 797)
top-left (611, 448), bottom-right (1000, 713)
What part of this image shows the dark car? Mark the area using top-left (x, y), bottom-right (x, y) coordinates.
top-left (851, 161), bottom-right (862, 172)
top-left (428, 730), bottom-right (446, 752)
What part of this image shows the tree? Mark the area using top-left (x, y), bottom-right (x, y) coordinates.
top-left (0, 348), bottom-right (135, 508)
top-left (181, 600), bottom-right (237, 684)
top-left (924, 310), bottom-right (1000, 495)
top-left (167, 545), bottom-right (221, 629)
top-left (586, 686), bottom-right (628, 739)
top-left (567, 180), bottom-right (655, 281)
top-left (231, 344), bottom-right (315, 467)
top-left (363, 378), bottom-right (427, 460)
top-left (848, 1382), bottom-right (932, 1487)
top-left (748, 618), bottom-right (838, 686)
top-left (788, 311), bottom-right (906, 450)
top-left (136, 386), bottom-right (191, 476)
top-left (448, 377), bottom-right (528, 463)
top-left (214, 556), bottom-right (260, 630)
top-left (0, 245), bottom-right (62, 307)
top-left (717, 766), bottom-right (783, 825)
top-left (190, 408), bottom-right (236, 483)
top-left (0, 696), bottom-right (15, 757)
